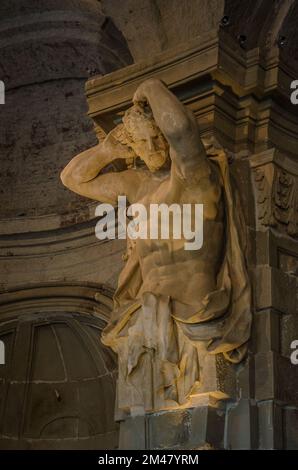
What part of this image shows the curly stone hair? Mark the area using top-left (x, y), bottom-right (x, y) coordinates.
top-left (110, 104), bottom-right (170, 172)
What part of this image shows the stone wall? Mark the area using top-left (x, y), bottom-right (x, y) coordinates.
top-left (0, 0), bottom-right (132, 449)
top-left (0, 0), bottom-right (298, 450)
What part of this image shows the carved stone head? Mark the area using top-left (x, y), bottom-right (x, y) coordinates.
top-left (112, 104), bottom-right (169, 172)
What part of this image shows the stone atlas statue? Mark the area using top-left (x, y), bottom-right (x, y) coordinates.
top-left (61, 78), bottom-right (251, 417)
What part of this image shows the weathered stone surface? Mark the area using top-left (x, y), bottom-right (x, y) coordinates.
top-left (215, 354), bottom-right (237, 399)
top-left (230, 158), bottom-right (256, 232)
top-left (254, 352), bottom-right (276, 402)
top-left (0, 81), bottom-right (97, 219)
top-left (99, 0), bottom-right (224, 61)
top-left (253, 309), bottom-right (280, 353)
top-left (225, 399), bottom-right (258, 449)
top-left (148, 410), bottom-right (192, 450)
top-left (258, 401), bottom-right (283, 450)
top-left (283, 407), bottom-right (298, 449)
top-left (254, 223), bottom-right (298, 273)
top-left (189, 405), bottom-right (225, 450)
top-left (281, 312), bottom-right (298, 358)
top-left (1, 0), bottom-right (298, 451)
top-left (255, 231), bottom-right (276, 267)
top-left (0, 0), bottom-right (132, 220)
top-left (236, 355), bottom-right (255, 399)
top-left (255, 351), bottom-right (298, 405)
top-left (254, 266), bottom-right (296, 314)
top-left (250, 150), bottom-right (298, 239)
top-left (119, 416), bottom-right (146, 450)
top-left (119, 404), bottom-right (225, 450)
top-left (0, 226), bottom-right (125, 292)
top-left (224, 0), bottom-right (296, 53)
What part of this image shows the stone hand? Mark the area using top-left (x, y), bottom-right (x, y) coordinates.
top-left (103, 132), bottom-right (136, 160)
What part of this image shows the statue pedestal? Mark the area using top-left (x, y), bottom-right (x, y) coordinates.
top-left (119, 399), bottom-right (225, 450)
top-left (117, 351), bottom-right (236, 450)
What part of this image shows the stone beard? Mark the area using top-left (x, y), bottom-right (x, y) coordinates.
top-left (61, 78), bottom-right (252, 418)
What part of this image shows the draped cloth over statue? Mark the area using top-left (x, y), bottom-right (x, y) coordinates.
top-left (102, 151), bottom-right (252, 414)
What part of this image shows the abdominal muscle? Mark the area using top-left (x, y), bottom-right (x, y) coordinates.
top-left (135, 218), bottom-right (225, 312)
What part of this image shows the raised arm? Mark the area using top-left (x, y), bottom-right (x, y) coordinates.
top-left (133, 78), bottom-right (209, 180)
top-left (60, 132), bottom-right (146, 205)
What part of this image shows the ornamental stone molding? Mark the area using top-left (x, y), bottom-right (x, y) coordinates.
top-left (250, 149), bottom-right (298, 238)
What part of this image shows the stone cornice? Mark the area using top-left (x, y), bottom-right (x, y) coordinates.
top-left (0, 283), bottom-right (113, 322)
top-left (0, 202), bottom-right (98, 236)
top-left (250, 148), bottom-right (298, 177)
top-left (86, 29), bottom-right (220, 116)
top-left (85, 28), bottom-right (298, 156)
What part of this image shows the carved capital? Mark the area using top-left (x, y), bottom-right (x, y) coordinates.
top-left (250, 149), bottom-right (298, 238)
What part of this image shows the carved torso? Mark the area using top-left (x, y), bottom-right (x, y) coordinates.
top-left (131, 162), bottom-right (225, 311)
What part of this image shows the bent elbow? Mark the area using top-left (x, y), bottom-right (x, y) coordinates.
top-left (60, 168), bottom-right (73, 189)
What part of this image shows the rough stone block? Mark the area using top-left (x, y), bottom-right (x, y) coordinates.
top-left (253, 309), bottom-right (280, 353)
top-left (189, 405), bottom-right (225, 449)
top-left (255, 352), bottom-right (275, 401)
top-left (255, 351), bottom-right (298, 405)
top-left (215, 354), bottom-right (237, 399)
top-left (255, 231), bottom-right (271, 266)
top-left (119, 403), bottom-right (226, 450)
top-left (148, 406), bottom-right (226, 450)
top-left (193, 349), bottom-right (237, 400)
top-left (225, 399), bottom-right (258, 449)
top-left (275, 355), bottom-right (298, 406)
top-left (258, 401), bottom-right (283, 449)
top-left (283, 407), bottom-right (298, 449)
top-left (236, 355), bottom-right (255, 399)
top-left (119, 416), bottom-right (146, 450)
top-left (281, 312), bottom-right (298, 358)
top-left (148, 410), bottom-right (191, 449)
top-left (254, 266), bottom-right (296, 314)
top-left (230, 158), bottom-right (255, 231)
